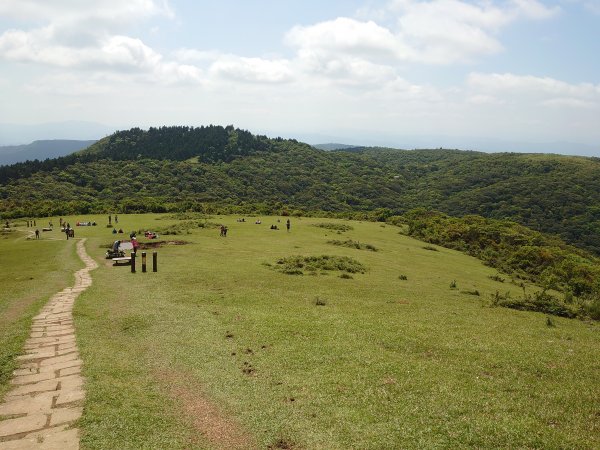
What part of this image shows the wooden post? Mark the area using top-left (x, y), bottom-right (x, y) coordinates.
top-left (131, 252), bottom-right (136, 273)
top-left (142, 252), bottom-right (147, 273)
top-left (153, 251), bottom-right (157, 272)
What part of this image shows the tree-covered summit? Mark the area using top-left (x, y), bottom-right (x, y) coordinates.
top-left (0, 125), bottom-right (282, 183)
top-left (80, 125), bottom-right (274, 162)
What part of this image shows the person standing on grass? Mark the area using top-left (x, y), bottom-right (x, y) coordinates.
top-left (35, 229), bottom-right (40, 239)
top-left (286, 219), bottom-right (291, 232)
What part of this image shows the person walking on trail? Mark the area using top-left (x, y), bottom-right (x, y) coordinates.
top-left (286, 219), bottom-right (291, 232)
top-left (35, 229), bottom-right (40, 239)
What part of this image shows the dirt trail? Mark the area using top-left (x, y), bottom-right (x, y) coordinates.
top-left (157, 368), bottom-right (256, 450)
top-left (0, 239), bottom-right (97, 449)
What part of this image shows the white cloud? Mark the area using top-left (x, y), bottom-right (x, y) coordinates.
top-left (24, 73), bottom-right (117, 96)
top-left (542, 98), bottom-right (597, 109)
top-left (0, 0), bottom-right (173, 23)
top-left (465, 72), bottom-right (600, 121)
top-left (468, 72), bottom-right (600, 99)
top-left (0, 0), bottom-right (202, 85)
top-left (209, 56), bottom-right (294, 84)
top-left (173, 48), bottom-right (222, 63)
top-left (584, 1), bottom-right (600, 14)
top-left (286, 17), bottom-right (411, 61)
top-left (355, 0), bottom-right (559, 64)
top-left (467, 94), bottom-right (505, 105)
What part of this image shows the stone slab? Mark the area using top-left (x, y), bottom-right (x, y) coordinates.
top-left (49, 407), bottom-right (83, 426)
top-left (0, 414), bottom-right (46, 437)
top-left (6, 379), bottom-right (59, 397)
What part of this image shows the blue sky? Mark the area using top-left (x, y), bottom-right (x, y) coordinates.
top-left (0, 1), bottom-right (599, 153)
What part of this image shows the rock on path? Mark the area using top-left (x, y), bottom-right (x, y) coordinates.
top-left (0, 239), bottom-right (97, 449)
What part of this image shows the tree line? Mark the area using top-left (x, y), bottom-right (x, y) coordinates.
top-left (1, 126), bottom-right (600, 255)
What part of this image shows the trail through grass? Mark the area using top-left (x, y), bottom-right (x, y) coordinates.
top-left (0, 226), bottom-right (80, 399)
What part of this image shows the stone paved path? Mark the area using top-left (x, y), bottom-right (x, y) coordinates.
top-left (0, 239), bottom-right (97, 449)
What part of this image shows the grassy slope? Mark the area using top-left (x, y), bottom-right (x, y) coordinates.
top-left (63, 214), bottom-right (599, 449)
top-left (0, 225), bottom-right (80, 399)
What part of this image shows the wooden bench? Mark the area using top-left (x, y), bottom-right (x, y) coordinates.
top-left (112, 257), bottom-right (132, 266)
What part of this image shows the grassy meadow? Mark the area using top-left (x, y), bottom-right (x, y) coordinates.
top-left (1, 214), bottom-right (599, 449)
top-left (0, 223), bottom-right (81, 399)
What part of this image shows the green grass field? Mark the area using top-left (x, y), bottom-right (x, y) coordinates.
top-left (2, 214), bottom-right (599, 449)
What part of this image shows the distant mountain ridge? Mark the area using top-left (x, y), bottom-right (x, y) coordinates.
top-left (0, 140), bottom-right (97, 166)
top-left (0, 121), bottom-right (112, 146)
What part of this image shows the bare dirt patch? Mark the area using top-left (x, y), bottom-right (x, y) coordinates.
top-left (1, 292), bottom-right (40, 324)
top-left (138, 240), bottom-right (190, 249)
top-left (156, 368), bottom-right (255, 450)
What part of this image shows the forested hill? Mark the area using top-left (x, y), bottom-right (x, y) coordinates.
top-left (0, 125), bottom-right (275, 183)
top-left (1, 126), bottom-right (600, 254)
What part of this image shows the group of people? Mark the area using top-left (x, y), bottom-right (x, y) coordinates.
top-left (270, 219), bottom-right (291, 231)
top-left (64, 226), bottom-right (75, 239)
top-left (221, 218), bottom-right (291, 235)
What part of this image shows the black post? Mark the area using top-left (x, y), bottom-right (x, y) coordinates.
top-left (153, 251), bottom-right (157, 272)
top-left (142, 252), bottom-right (147, 273)
top-left (131, 252), bottom-right (136, 273)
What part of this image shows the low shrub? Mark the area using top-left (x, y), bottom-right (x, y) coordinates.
top-left (151, 220), bottom-right (220, 235)
top-left (273, 255), bottom-right (366, 276)
top-left (489, 274), bottom-right (505, 283)
top-left (461, 289), bottom-right (480, 296)
top-left (327, 239), bottom-right (378, 251)
top-left (493, 290), bottom-right (580, 319)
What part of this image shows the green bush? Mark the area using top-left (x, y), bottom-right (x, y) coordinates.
top-left (327, 239), bottom-right (378, 251)
top-left (496, 290), bottom-right (579, 319)
top-left (274, 255), bottom-right (366, 276)
top-left (152, 220), bottom-right (220, 235)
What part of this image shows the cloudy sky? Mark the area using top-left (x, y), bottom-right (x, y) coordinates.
top-left (0, 0), bottom-right (599, 153)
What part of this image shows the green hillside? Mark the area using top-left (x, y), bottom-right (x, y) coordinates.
top-left (1, 214), bottom-right (598, 448)
top-left (1, 126), bottom-right (600, 255)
